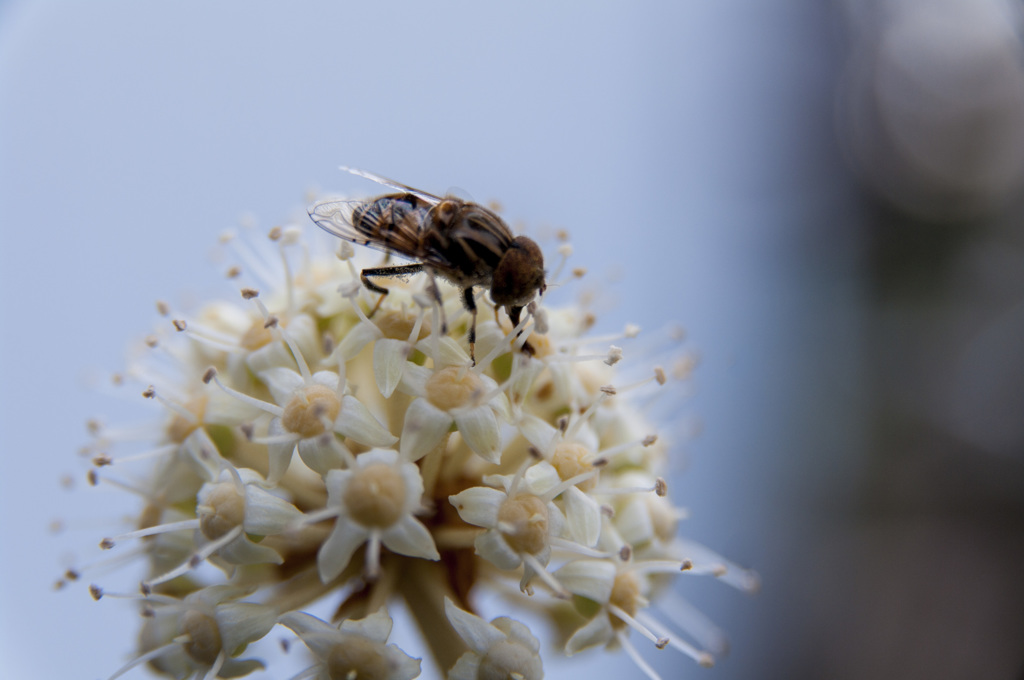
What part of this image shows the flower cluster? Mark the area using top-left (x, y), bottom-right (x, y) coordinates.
top-left (74, 200), bottom-right (757, 679)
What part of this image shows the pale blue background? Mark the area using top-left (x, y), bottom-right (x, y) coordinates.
top-left (0, 2), bottom-right (861, 678)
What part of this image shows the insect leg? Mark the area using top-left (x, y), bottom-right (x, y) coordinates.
top-left (506, 305), bottom-right (535, 357)
top-left (462, 287), bottom-right (478, 366)
top-left (361, 263), bottom-right (425, 316)
top-left (424, 269), bottom-right (449, 336)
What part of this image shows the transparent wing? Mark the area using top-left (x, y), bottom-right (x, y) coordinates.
top-left (307, 198), bottom-right (370, 242)
top-left (339, 167), bottom-right (442, 203)
top-left (307, 196), bottom-right (434, 262)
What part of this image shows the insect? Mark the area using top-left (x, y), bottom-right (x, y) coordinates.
top-left (308, 168), bottom-right (546, 363)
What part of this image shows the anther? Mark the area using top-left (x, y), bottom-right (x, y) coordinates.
top-left (605, 345), bottom-right (623, 366)
top-left (624, 324), bottom-right (641, 338)
top-left (642, 435), bottom-right (658, 447)
top-left (239, 423), bottom-right (254, 441)
top-left (619, 545), bottom-right (632, 562)
top-left (226, 266), bottom-right (241, 278)
top-left (655, 478), bottom-right (668, 497)
top-left (654, 367), bottom-right (667, 385)
top-left (156, 300), bottom-right (170, 316)
top-left (600, 385), bottom-right (617, 396)
top-left (172, 319), bottom-right (187, 331)
top-left (527, 446), bottom-right (542, 460)
top-left (144, 335), bottom-right (159, 348)
top-left (202, 367), bottom-right (217, 384)
top-left (268, 226), bottom-right (283, 241)
top-left (89, 584), bottom-right (103, 600)
top-left (92, 454), bottom-right (112, 467)
top-left (142, 387), bottom-right (156, 399)
top-left (99, 538), bottom-right (115, 550)
top-left (263, 316), bottom-right (279, 329)
top-left (681, 559), bottom-right (693, 571)
top-left (241, 288), bottom-right (259, 299)
top-left (87, 469), bottom-right (99, 486)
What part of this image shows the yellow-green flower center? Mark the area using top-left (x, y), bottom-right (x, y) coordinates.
top-left (376, 309), bottom-right (431, 341)
top-left (326, 636), bottom-right (391, 680)
top-left (198, 482), bottom-right (245, 539)
top-left (497, 494), bottom-right (549, 555)
top-left (425, 366), bottom-right (483, 411)
top-left (551, 442), bottom-right (596, 492)
top-left (282, 384), bottom-right (341, 438)
top-left (344, 463), bottom-right (407, 528)
top-left (609, 571), bottom-right (642, 630)
top-left (181, 610), bottom-right (223, 665)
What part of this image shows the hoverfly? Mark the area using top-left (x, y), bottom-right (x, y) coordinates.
top-left (308, 168), bottom-right (546, 363)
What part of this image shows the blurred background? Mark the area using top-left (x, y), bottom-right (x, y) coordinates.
top-left (1, 1), bottom-right (1021, 678)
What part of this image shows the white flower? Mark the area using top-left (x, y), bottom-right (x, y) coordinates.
top-left (105, 585), bottom-right (277, 680)
top-left (316, 448), bottom-right (439, 581)
top-left (445, 598), bottom-right (543, 680)
top-left (259, 366), bottom-right (397, 481)
top-left (397, 357), bottom-right (507, 464)
top-left (449, 468), bottom-right (567, 595)
top-left (279, 609), bottom-right (421, 680)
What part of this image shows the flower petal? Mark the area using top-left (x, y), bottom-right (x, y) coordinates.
top-left (564, 485), bottom-right (602, 547)
top-left (448, 486), bottom-right (505, 528)
top-left (399, 398), bottom-right (453, 461)
top-left (259, 366), bottom-right (307, 405)
top-left (318, 521), bottom-right (368, 582)
top-left (373, 338), bottom-right (410, 398)
top-left (453, 405), bottom-right (501, 464)
top-left (565, 612), bottom-right (614, 655)
top-left (334, 395), bottom-right (398, 447)
top-left (215, 602), bottom-right (278, 656)
top-left (380, 515), bottom-right (440, 561)
top-left (336, 320), bottom-right (381, 361)
top-left (339, 608), bottom-right (393, 643)
top-left (555, 559), bottom-right (616, 603)
top-left (242, 484), bottom-right (304, 535)
top-left (474, 529), bottom-right (522, 570)
top-left (264, 419), bottom-right (299, 485)
top-left (296, 436), bottom-right (348, 477)
top-left (444, 598), bottom-right (505, 654)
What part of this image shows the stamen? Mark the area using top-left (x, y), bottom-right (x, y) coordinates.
top-left (636, 611), bottom-right (715, 667)
top-left (547, 537), bottom-right (613, 559)
top-left (245, 292), bottom-right (314, 383)
top-left (607, 603), bottom-right (668, 649)
top-left (103, 443), bottom-right (179, 465)
top-left (170, 319), bottom-right (241, 353)
top-left (565, 391), bottom-right (611, 439)
top-left (364, 531), bottom-right (382, 581)
top-left (617, 631), bottom-right (663, 680)
top-left (206, 369), bottom-right (284, 417)
top-left (105, 641), bottom-right (182, 680)
top-left (521, 553), bottom-right (569, 599)
top-left (102, 519), bottom-right (201, 547)
top-left (142, 387), bottom-right (199, 426)
top-left (143, 525), bottom-right (244, 588)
